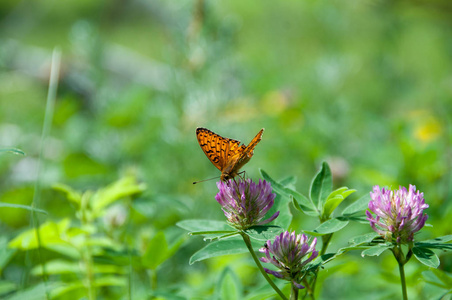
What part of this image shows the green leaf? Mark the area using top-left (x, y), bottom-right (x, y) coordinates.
top-left (0, 202), bottom-right (47, 215)
top-left (420, 235), bottom-right (452, 244)
top-left (0, 148), bottom-right (25, 156)
top-left (415, 235), bottom-right (452, 251)
top-left (279, 175), bottom-right (297, 187)
top-left (189, 230), bottom-right (237, 237)
top-left (0, 237), bottom-right (15, 274)
top-left (142, 231), bottom-right (168, 270)
top-left (217, 267), bottom-right (242, 300)
top-left (260, 169), bottom-right (318, 216)
top-left (30, 260), bottom-right (80, 276)
top-left (342, 193), bottom-right (371, 216)
top-left (189, 238), bottom-right (261, 265)
top-left (342, 215), bottom-right (369, 224)
top-left (177, 219), bottom-right (233, 232)
top-left (8, 219), bottom-right (71, 250)
top-left (303, 218), bottom-right (349, 236)
top-left (336, 245), bottom-right (370, 256)
top-left (422, 269), bottom-right (452, 289)
top-left (141, 231), bottom-right (184, 270)
top-left (0, 281), bottom-right (17, 296)
top-left (48, 276), bottom-right (124, 297)
top-left (93, 276), bottom-right (126, 287)
top-left (361, 244), bottom-right (391, 257)
top-left (5, 282), bottom-right (48, 300)
top-left (322, 187), bottom-right (356, 218)
top-left (309, 162), bottom-right (332, 211)
top-left (291, 195), bottom-right (319, 217)
top-left (269, 193), bottom-right (292, 229)
top-left (46, 244), bottom-right (80, 259)
top-left (244, 225), bottom-right (284, 241)
top-left (52, 183), bottom-right (82, 206)
top-left (348, 232), bottom-right (380, 246)
top-left (31, 259), bottom-right (126, 276)
top-left (151, 291), bottom-right (186, 300)
top-left (413, 247), bottom-right (440, 268)
top-left (308, 253), bottom-right (337, 268)
top-left (91, 176), bottom-right (146, 215)
top-left (48, 282), bottom-right (83, 299)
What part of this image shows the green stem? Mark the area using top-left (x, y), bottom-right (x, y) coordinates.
top-left (392, 245), bottom-right (408, 300)
top-left (150, 269), bottom-right (158, 290)
top-left (392, 244), bottom-right (411, 300)
top-left (29, 47), bottom-right (61, 300)
top-left (301, 278), bottom-right (315, 300)
top-left (82, 242), bottom-right (96, 300)
top-left (307, 233), bottom-right (332, 298)
top-left (80, 195), bottom-right (95, 300)
top-left (398, 261), bottom-right (408, 300)
top-left (290, 282), bottom-right (299, 300)
top-left (241, 233), bottom-right (288, 300)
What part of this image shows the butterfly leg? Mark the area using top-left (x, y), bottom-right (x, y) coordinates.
top-left (237, 171), bottom-right (247, 181)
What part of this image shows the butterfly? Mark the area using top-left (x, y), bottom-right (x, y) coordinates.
top-left (196, 127), bottom-right (264, 182)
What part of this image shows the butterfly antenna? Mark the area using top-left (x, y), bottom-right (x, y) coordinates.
top-left (193, 175), bottom-right (221, 184)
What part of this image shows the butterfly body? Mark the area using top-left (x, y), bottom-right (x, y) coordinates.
top-left (196, 127), bottom-right (264, 181)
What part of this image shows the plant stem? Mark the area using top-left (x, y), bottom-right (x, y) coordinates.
top-left (29, 47), bottom-right (61, 300)
top-left (301, 278), bottom-right (315, 300)
top-left (398, 261), bottom-right (408, 300)
top-left (392, 245), bottom-right (408, 300)
top-left (290, 282), bottom-right (299, 300)
top-left (241, 233), bottom-right (288, 300)
top-left (307, 232), bottom-right (332, 298)
top-left (84, 248), bottom-right (96, 300)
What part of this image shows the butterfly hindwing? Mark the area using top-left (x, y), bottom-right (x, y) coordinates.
top-left (233, 129), bottom-right (264, 173)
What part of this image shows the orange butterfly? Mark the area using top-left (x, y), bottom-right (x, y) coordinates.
top-left (196, 127), bottom-right (264, 182)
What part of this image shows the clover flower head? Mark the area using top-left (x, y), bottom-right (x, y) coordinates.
top-left (366, 184), bottom-right (428, 244)
top-left (215, 178), bottom-right (279, 230)
top-left (259, 231), bottom-right (318, 289)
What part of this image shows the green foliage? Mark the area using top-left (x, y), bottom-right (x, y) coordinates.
top-left (310, 162), bottom-right (333, 213)
top-left (189, 239), bottom-right (254, 265)
top-left (0, 148), bottom-right (25, 156)
top-left (422, 269), bottom-right (452, 298)
top-left (216, 267), bottom-right (243, 300)
top-left (142, 231), bottom-right (184, 270)
top-left (3, 176), bottom-right (186, 299)
top-left (0, 202), bottom-right (46, 215)
top-left (1, 0), bottom-right (452, 298)
top-left (304, 218), bottom-right (349, 236)
top-left (412, 247), bottom-right (440, 268)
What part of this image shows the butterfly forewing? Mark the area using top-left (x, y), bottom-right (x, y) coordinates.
top-left (196, 128), bottom-right (239, 171)
top-left (196, 127), bottom-right (264, 181)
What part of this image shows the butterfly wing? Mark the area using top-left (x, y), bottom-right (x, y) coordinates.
top-left (196, 127), bottom-right (243, 172)
top-left (229, 128), bottom-right (264, 175)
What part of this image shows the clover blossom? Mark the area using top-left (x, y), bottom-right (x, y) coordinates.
top-left (366, 185), bottom-right (428, 244)
top-left (215, 178), bottom-right (279, 230)
top-left (259, 231), bottom-right (318, 289)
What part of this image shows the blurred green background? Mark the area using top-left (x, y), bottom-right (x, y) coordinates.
top-left (1, 0), bottom-right (451, 299)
